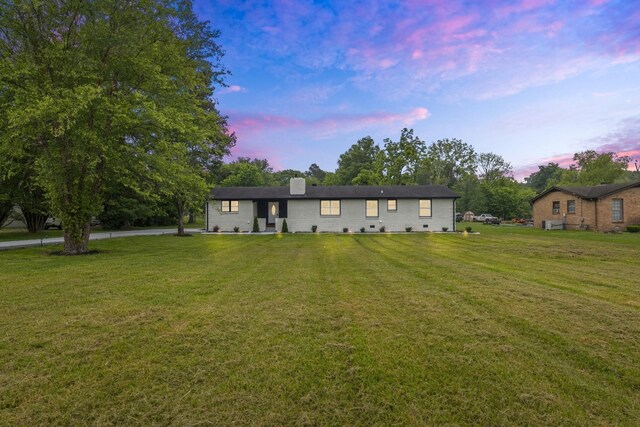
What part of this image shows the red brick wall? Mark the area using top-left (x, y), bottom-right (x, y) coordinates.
top-left (533, 186), bottom-right (640, 231)
top-left (532, 191), bottom-right (595, 230)
top-left (596, 187), bottom-right (640, 232)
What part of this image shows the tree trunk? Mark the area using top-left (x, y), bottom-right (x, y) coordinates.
top-left (188, 213), bottom-right (195, 224)
top-left (0, 202), bottom-right (12, 229)
top-left (21, 208), bottom-right (48, 233)
top-left (177, 200), bottom-right (186, 236)
top-left (63, 221), bottom-right (91, 254)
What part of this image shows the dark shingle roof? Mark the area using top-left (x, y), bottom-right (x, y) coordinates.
top-left (210, 185), bottom-right (459, 200)
top-left (530, 181), bottom-right (640, 203)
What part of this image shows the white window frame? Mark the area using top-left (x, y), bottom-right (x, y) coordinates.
top-left (567, 200), bottom-right (576, 214)
top-left (320, 200), bottom-right (341, 216)
top-left (366, 200), bottom-right (379, 218)
top-left (221, 200), bottom-right (239, 213)
top-left (419, 199), bottom-right (432, 217)
top-left (612, 199), bottom-right (623, 222)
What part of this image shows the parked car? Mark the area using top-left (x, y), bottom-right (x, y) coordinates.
top-left (484, 216), bottom-right (501, 225)
top-left (456, 212), bottom-right (463, 222)
top-left (44, 217), bottom-right (62, 230)
top-left (473, 213), bottom-right (497, 222)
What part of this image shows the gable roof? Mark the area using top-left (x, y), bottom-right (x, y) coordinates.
top-left (210, 185), bottom-right (459, 200)
top-left (530, 181), bottom-right (640, 203)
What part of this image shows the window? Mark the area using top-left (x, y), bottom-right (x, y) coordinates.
top-left (366, 200), bottom-right (378, 217)
top-left (552, 201), bottom-right (560, 214)
top-left (612, 199), bottom-right (623, 222)
top-left (221, 200), bottom-right (239, 213)
top-left (387, 199), bottom-right (397, 211)
top-left (567, 200), bottom-right (576, 214)
top-left (419, 199), bottom-right (432, 217)
top-left (320, 200), bottom-right (340, 216)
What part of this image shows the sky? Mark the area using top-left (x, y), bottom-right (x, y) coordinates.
top-left (193, 0), bottom-right (640, 181)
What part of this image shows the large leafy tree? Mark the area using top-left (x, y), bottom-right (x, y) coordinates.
top-left (524, 162), bottom-right (564, 193)
top-left (562, 150), bottom-right (632, 185)
top-left (419, 138), bottom-right (477, 187)
top-left (380, 128), bottom-right (426, 184)
top-left (1, 0), bottom-right (232, 253)
top-left (334, 136), bottom-right (380, 185)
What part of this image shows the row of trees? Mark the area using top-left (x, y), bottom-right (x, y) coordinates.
top-left (213, 131), bottom-right (636, 221)
top-left (1, 0), bottom-right (235, 253)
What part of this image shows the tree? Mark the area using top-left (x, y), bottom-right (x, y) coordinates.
top-left (566, 151), bottom-right (631, 185)
top-left (220, 160), bottom-right (271, 187)
top-left (335, 136), bottom-right (381, 185)
top-left (380, 128), bottom-right (426, 184)
top-left (272, 169), bottom-right (306, 186)
top-left (419, 139), bottom-right (477, 187)
top-left (0, 0), bottom-right (231, 253)
top-left (306, 163), bottom-right (327, 183)
top-left (477, 152), bottom-right (512, 182)
top-left (479, 178), bottom-right (536, 219)
top-left (524, 163), bottom-right (564, 193)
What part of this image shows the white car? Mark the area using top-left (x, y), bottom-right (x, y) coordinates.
top-left (44, 217), bottom-right (62, 230)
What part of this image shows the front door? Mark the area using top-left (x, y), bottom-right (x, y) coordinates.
top-left (268, 201), bottom-right (279, 225)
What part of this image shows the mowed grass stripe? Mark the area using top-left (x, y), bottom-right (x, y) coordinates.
top-left (1, 231), bottom-right (639, 425)
top-left (353, 233), bottom-right (640, 424)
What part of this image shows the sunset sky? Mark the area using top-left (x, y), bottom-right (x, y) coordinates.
top-left (194, 0), bottom-right (640, 180)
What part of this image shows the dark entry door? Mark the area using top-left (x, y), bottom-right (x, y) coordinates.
top-left (268, 201), bottom-right (279, 225)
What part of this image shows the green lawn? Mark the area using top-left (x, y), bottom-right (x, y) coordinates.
top-left (1, 227), bottom-right (639, 425)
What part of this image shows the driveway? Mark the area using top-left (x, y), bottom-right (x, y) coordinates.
top-left (0, 228), bottom-right (204, 251)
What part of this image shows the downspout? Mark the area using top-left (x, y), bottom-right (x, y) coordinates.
top-left (205, 199), bottom-right (209, 232)
top-left (453, 199), bottom-right (456, 232)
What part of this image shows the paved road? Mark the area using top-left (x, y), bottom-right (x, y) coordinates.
top-left (0, 228), bottom-right (203, 251)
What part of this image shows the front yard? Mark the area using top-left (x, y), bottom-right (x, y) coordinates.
top-left (1, 227), bottom-right (638, 425)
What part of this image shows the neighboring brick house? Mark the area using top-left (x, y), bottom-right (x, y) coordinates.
top-left (530, 181), bottom-right (640, 231)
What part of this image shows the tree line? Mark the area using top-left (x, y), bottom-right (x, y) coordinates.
top-left (1, 2), bottom-right (636, 254)
top-left (216, 130), bottom-right (636, 220)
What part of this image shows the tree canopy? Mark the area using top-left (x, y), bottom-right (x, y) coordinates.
top-left (0, 0), bottom-right (234, 252)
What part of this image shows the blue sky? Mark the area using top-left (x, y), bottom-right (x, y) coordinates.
top-left (194, 0), bottom-right (640, 180)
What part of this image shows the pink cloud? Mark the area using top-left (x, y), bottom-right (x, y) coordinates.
top-left (229, 107), bottom-right (430, 138)
top-left (513, 116), bottom-right (640, 180)
top-left (226, 107), bottom-right (431, 169)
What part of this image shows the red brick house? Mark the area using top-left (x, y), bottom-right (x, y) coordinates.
top-left (530, 181), bottom-right (640, 231)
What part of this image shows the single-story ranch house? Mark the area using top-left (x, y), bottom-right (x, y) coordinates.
top-left (206, 178), bottom-right (460, 233)
top-left (530, 181), bottom-right (640, 231)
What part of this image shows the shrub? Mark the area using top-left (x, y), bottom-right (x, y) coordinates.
top-left (311, 225), bottom-right (318, 233)
top-left (360, 227), bottom-right (366, 233)
top-left (212, 225), bottom-right (220, 232)
top-left (282, 219), bottom-right (289, 233)
top-left (343, 227), bottom-right (349, 233)
top-left (626, 225), bottom-right (640, 233)
top-left (405, 226), bottom-right (412, 232)
top-left (233, 226), bottom-right (240, 233)
top-left (442, 226), bottom-right (448, 232)
top-left (252, 217), bottom-right (260, 233)
top-left (379, 225), bottom-right (386, 232)
top-left (465, 226), bottom-right (472, 233)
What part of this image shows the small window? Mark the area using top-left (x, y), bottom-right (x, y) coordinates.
top-left (221, 200), bottom-right (239, 213)
top-left (612, 199), bottom-right (623, 222)
top-left (567, 200), bottom-right (575, 214)
top-left (419, 199), bottom-right (432, 217)
top-left (320, 200), bottom-right (340, 216)
top-left (366, 200), bottom-right (378, 218)
top-left (552, 201), bottom-right (560, 214)
top-left (387, 199), bottom-right (397, 211)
